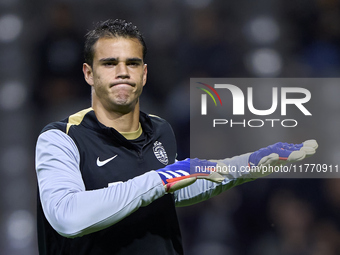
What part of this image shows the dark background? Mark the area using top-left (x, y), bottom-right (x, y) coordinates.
top-left (1, 0), bottom-right (340, 254)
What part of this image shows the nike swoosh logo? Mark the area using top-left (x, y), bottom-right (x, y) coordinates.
top-left (97, 155), bottom-right (118, 167)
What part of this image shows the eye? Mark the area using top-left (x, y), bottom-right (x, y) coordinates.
top-left (127, 62), bottom-right (140, 67)
top-left (102, 61), bottom-right (118, 67)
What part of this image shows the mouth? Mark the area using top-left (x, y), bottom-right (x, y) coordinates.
top-left (110, 82), bottom-right (135, 88)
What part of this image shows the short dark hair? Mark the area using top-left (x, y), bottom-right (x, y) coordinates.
top-left (84, 19), bottom-right (147, 66)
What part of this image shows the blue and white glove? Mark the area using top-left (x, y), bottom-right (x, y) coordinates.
top-left (248, 139), bottom-right (318, 176)
top-left (156, 158), bottom-right (225, 193)
top-left (156, 139), bottom-right (318, 192)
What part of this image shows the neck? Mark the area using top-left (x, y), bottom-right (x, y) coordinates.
top-left (92, 102), bottom-right (140, 133)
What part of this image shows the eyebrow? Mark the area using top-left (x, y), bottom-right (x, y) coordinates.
top-left (99, 57), bottom-right (143, 63)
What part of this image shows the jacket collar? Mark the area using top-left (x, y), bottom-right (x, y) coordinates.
top-left (81, 109), bottom-right (154, 144)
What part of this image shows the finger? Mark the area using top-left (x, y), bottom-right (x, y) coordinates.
top-left (303, 139), bottom-right (318, 150)
top-left (300, 146), bottom-right (316, 157)
top-left (301, 140), bottom-right (318, 157)
top-left (197, 171), bottom-right (225, 183)
top-left (258, 153), bottom-right (279, 166)
top-left (287, 150), bottom-right (306, 163)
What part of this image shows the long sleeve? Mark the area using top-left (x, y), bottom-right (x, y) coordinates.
top-left (35, 129), bottom-right (165, 238)
top-left (174, 153), bottom-right (254, 207)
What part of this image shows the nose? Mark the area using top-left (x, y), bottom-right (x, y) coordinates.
top-left (115, 62), bottom-right (130, 79)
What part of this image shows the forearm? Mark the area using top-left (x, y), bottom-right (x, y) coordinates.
top-left (174, 153), bottom-right (254, 207)
top-left (39, 171), bottom-right (164, 238)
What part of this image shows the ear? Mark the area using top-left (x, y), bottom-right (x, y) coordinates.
top-left (142, 64), bottom-right (147, 86)
top-left (83, 63), bottom-right (94, 86)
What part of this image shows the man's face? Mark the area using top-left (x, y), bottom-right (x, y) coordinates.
top-left (83, 37), bottom-right (147, 113)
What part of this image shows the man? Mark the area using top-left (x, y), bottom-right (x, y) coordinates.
top-left (35, 19), bottom-right (318, 254)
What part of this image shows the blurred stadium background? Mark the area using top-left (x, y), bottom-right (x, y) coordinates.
top-left (1, 0), bottom-right (340, 254)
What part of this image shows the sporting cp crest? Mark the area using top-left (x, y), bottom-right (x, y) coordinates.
top-left (153, 141), bottom-right (168, 165)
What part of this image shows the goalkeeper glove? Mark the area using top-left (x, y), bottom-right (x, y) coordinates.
top-left (156, 139), bottom-right (318, 192)
top-left (248, 139), bottom-right (318, 176)
top-left (156, 158), bottom-right (224, 193)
